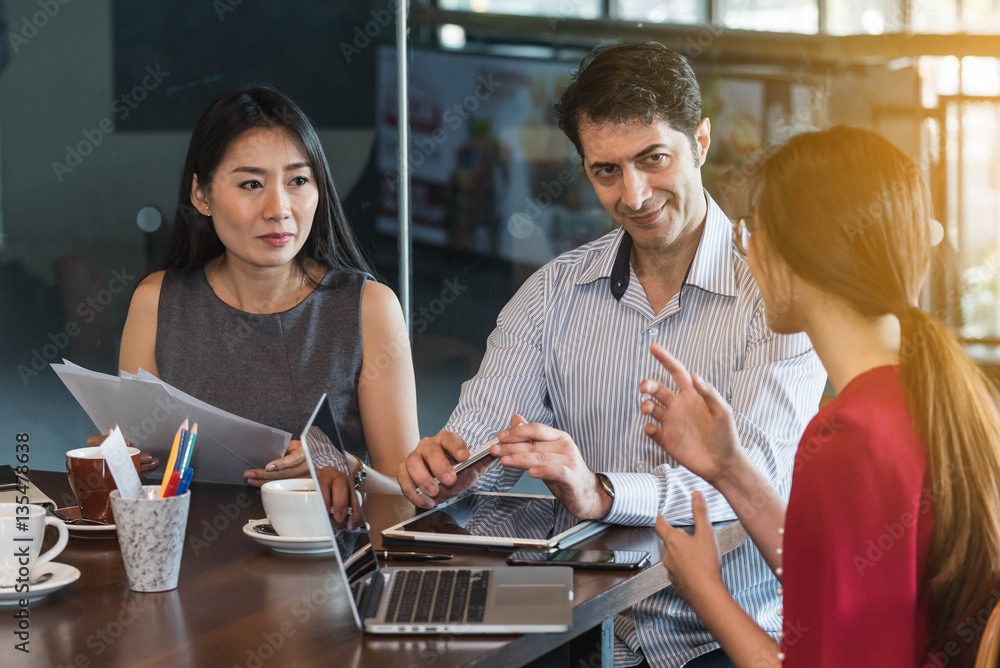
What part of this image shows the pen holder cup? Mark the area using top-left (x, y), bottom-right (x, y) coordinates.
top-left (111, 485), bottom-right (190, 592)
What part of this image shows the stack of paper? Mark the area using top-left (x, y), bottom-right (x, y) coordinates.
top-left (52, 360), bottom-right (291, 484)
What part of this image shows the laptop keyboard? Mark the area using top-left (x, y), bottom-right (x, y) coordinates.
top-left (385, 569), bottom-right (491, 624)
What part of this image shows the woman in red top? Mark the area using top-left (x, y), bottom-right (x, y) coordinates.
top-left (640, 126), bottom-right (1000, 666)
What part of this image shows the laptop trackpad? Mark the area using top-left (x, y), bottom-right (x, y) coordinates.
top-left (494, 584), bottom-right (568, 606)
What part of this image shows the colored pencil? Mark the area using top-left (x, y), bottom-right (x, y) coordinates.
top-left (179, 423), bottom-right (198, 473)
top-left (158, 418), bottom-right (188, 498)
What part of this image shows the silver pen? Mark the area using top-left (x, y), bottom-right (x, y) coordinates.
top-left (378, 551), bottom-right (452, 561)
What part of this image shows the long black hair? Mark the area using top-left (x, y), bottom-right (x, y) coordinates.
top-left (156, 85), bottom-right (372, 281)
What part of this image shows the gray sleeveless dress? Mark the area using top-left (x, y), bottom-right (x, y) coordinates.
top-left (155, 267), bottom-right (369, 464)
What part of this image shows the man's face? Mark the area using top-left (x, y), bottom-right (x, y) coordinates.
top-left (578, 116), bottom-right (711, 254)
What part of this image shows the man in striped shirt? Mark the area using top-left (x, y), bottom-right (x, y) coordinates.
top-left (399, 42), bottom-right (826, 667)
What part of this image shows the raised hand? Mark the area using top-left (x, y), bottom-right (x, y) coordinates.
top-left (640, 343), bottom-right (743, 485)
top-left (656, 491), bottom-right (724, 604)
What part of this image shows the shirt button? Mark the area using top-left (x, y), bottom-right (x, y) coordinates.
top-left (636, 461), bottom-right (646, 472)
top-left (649, 327), bottom-right (658, 337)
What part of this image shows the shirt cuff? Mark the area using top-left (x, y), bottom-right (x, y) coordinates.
top-left (600, 472), bottom-right (661, 526)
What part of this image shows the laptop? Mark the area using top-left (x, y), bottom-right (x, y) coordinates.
top-left (298, 394), bottom-right (575, 634)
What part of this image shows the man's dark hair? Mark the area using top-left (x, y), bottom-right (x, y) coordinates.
top-left (554, 42), bottom-right (703, 161)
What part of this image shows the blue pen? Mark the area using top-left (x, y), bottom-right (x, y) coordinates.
top-left (175, 425), bottom-right (190, 474)
top-left (176, 468), bottom-right (194, 495)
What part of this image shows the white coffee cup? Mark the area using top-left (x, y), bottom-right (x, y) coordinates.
top-left (261, 479), bottom-right (329, 537)
top-left (0, 503), bottom-right (69, 587)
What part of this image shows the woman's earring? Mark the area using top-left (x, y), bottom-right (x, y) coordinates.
top-left (205, 206), bottom-right (211, 217)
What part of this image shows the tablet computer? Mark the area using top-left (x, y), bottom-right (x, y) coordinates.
top-left (382, 492), bottom-right (607, 550)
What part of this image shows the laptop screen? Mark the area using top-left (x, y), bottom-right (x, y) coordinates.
top-left (298, 394), bottom-right (380, 623)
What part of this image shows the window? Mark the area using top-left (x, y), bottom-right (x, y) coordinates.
top-left (827, 0), bottom-right (900, 34)
top-left (721, 0), bottom-right (818, 33)
top-left (616, 0), bottom-right (708, 24)
top-left (437, 0), bottom-right (602, 19)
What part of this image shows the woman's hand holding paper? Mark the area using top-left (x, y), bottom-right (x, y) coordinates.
top-left (244, 439), bottom-right (309, 487)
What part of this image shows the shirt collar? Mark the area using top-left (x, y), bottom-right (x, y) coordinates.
top-left (576, 227), bottom-right (626, 287)
top-left (685, 191), bottom-right (738, 298)
top-left (575, 191), bottom-right (737, 301)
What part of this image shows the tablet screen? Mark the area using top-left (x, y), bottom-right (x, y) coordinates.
top-left (392, 493), bottom-right (586, 542)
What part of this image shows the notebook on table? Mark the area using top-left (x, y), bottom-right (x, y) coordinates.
top-left (298, 394), bottom-right (574, 634)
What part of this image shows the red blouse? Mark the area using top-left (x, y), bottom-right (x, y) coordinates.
top-left (782, 365), bottom-right (934, 666)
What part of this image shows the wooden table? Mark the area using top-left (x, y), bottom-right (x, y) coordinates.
top-left (5, 472), bottom-right (745, 668)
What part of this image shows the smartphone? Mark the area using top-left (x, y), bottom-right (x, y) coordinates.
top-left (506, 548), bottom-right (651, 571)
top-left (0, 464), bottom-right (20, 491)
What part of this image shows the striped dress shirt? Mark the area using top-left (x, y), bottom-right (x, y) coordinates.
top-left (445, 192), bottom-right (826, 667)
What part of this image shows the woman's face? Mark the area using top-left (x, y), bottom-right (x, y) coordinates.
top-left (192, 126), bottom-right (319, 270)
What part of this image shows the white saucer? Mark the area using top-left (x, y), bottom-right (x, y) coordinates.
top-left (0, 562), bottom-right (81, 607)
top-left (243, 519), bottom-right (336, 555)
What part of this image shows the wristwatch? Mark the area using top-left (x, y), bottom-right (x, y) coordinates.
top-left (352, 460), bottom-right (368, 490)
top-left (595, 473), bottom-right (615, 499)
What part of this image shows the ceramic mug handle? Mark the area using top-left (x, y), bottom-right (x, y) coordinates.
top-left (36, 516), bottom-right (69, 568)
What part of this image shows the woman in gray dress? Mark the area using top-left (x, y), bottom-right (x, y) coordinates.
top-left (110, 86), bottom-right (418, 518)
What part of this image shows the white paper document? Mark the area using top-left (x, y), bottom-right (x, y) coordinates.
top-left (101, 426), bottom-right (144, 499)
top-left (53, 361), bottom-right (291, 484)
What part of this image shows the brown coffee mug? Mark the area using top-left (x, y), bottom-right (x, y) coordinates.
top-left (66, 447), bottom-right (142, 523)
